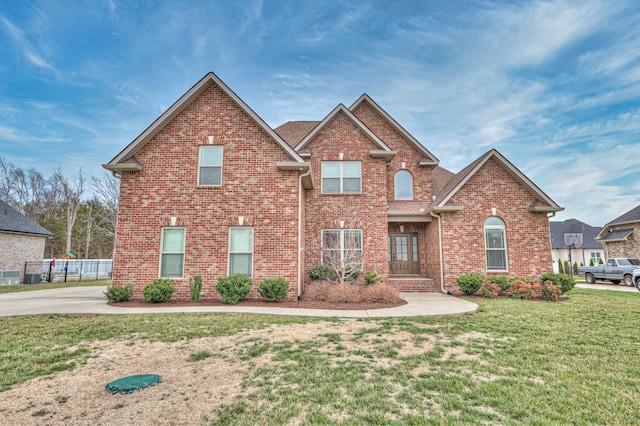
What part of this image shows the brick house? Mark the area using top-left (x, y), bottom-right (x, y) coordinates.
top-left (0, 199), bottom-right (52, 284)
top-left (596, 205), bottom-right (640, 259)
top-left (104, 72), bottom-right (563, 300)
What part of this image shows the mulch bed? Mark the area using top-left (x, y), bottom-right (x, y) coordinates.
top-left (109, 298), bottom-right (407, 311)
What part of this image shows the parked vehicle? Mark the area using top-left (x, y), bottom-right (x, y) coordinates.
top-left (634, 269), bottom-right (640, 292)
top-left (577, 258), bottom-right (640, 286)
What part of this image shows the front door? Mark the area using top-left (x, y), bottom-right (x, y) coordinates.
top-left (389, 233), bottom-right (420, 275)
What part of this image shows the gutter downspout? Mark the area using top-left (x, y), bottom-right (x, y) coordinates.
top-left (297, 168), bottom-right (312, 301)
top-left (430, 211), bottom-right (448, 294)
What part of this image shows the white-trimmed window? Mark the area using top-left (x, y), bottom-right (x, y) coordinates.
top-left (395, 170), bottom-right (413, 199)
top-left (591, 252), bottom-right (602, 265)
top-left (484, 217), bottom-right (507, 271)
top-left (322, 229), bottom-right (363, 264)
top-left (160, 228), bottom-right (185, 278)
top-left (198, 146), bottom-right (223, 186)
top-left (229, 227), bottom-right (253, 276)
top-left (321, 161), bottom-right (361, 194)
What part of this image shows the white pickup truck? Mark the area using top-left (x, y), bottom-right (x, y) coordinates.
top-left (577, 258), bottom-right (640, 286)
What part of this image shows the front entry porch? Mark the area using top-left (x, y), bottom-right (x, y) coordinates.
top-left (387, 227), bottom-right (439, 292)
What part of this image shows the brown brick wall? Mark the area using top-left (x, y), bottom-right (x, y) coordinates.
top-left (438, 158), bottom-right (553, 291)
top-left (302, 111), bottom-right (389, 286)
top-left (114, 83), bottom-right (300, 300)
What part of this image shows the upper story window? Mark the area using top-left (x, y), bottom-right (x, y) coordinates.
top-left (322, 161), bottom-right (361, 194)
top-left (198, 146), bottom-right (223, 186)
top-left (394, 170), bottom-right (413, 199)
top-left (484, 217), bottom-right (507, 271)
top-left (160, 228), bottom-right (185, 278)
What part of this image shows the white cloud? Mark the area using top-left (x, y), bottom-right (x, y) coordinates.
top-left (0, 15), bottom-right (56, 71)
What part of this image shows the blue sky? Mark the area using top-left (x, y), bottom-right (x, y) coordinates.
top-left (1, 0), bottom-right (640, 226)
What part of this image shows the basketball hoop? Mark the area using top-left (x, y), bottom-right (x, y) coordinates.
top-left (564, 233), bottom-right (583, 249)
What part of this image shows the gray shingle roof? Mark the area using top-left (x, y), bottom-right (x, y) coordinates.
top-left (549, 219), bottom-right (602, 249)
top-left (598, 228), bottom-right (633, 242)
top-left (605, 204), bottom-right (640, 226)
top-left (0, 200), bottom-right (52, 236)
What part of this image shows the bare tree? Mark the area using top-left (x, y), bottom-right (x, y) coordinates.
top-left (91, 172), bottom-right (120, 257)
top-left (320, 228), bottom-right (364, 285)
top-left (0, 156), bottom-right (16, 205)
top-left (52, 168), bottom-right (85, 254)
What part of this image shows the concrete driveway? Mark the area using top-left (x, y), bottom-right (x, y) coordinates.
top-left (576, 283), bottom-right (639, 293)
top-left (0, 286), bottom-right (479, 318)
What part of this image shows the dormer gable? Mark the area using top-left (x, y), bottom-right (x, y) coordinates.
top-left (350, 94), bottom-right (439, 166)
top-left (295, 104), bottom-right (396, 161)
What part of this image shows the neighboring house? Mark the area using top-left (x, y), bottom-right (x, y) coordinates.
top-left (549, 219), bottom-right (604, 271)
top-left (0, 199), bottom-right (52, 284)
top-left (596, 205), bottom-right (640, 259)
top-left (104, 72), bottom-right (563, 300)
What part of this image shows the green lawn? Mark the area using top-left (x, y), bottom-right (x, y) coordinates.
top-left (1, 288), bottom-right (639, 424)
top-left (0, 278), bottom-right (111, 294)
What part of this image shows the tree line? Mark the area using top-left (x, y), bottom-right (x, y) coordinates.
top-left (1, 156), bottom-right (119, 260)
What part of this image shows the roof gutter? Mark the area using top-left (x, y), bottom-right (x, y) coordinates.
top-left (276, 162), bottom-right (313, 189)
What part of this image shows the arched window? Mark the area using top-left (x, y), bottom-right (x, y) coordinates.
top-left (484, 217), bottom-right (507, 270)
top-left (394, 170), bottom-right (413, 199)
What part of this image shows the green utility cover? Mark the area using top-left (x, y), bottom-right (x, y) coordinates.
top-left (105, 374), bottom-right (161, 394)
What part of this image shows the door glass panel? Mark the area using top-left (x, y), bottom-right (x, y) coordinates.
top-left (395, 236), bottom-right (408, 261)
top-left (412, 235), bottom-right (418, 262)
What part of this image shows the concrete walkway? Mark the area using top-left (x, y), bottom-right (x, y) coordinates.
top-left (0, 286), bottom-right (479, 318)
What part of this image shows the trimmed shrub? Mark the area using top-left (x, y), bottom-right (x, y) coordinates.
top-left (308, 265), bottom-right (338, 281)
top-left (258, 278), bottom-right (289, 302)
top-left (143, 279), bottom-right (175, 303)
top-left (216, 274), bottom-right (252, 304)
top-left (189, 275), bottom-right (203, 303)
top-left (564, 260), bottom-right (571, 275)
top-left (487, 275), bottom-right (511, 294)
top-left (304, 280), bottom-right (332, 301)
top-left (456, 273), bottom-right (485, 295)
top-left (573, 262), bottom-right (578, 275)
top-left (361, 284), bottom-right (402, 303)
top-left (558, 259), bottom-right (564, 274)
top-left (511, 280), bottom-right (540, 300)
top-left (541, 279), bottom-right (562, 301)
top-left (589, 258), bottom-right (595, 267)
top-left (540, 272), bottom-right (575, 294)
top-left (364, 271), bottom-right (384, 286)
top-left (104, 285), bottom-right (133, 302)
top-left (303, 281), bottom-right (402, 304)
top-left (480, 281), bottom-right (501, 298)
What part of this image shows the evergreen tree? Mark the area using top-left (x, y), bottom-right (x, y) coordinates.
top-left (564, 260), bottom-right (571, 275)
top-left (573, 262), bottom-right (578, 275)
top-left (590, 258), bottom-right (594, 266)
top-left (557, 259), bottom-right (564, 274)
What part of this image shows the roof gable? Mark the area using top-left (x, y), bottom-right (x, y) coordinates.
top-left (433, 149), bottom-right (563, 213)
top-left (295, 104), bottom-right (394, 154)
top-left (349, 94), bottom-right (439, 165)
top-left (104, 72), bottom-right (306, 172)
top-left (0, 200), bottom-right (52, 236)
top-left (605, 204), bottom-right (640, 227)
